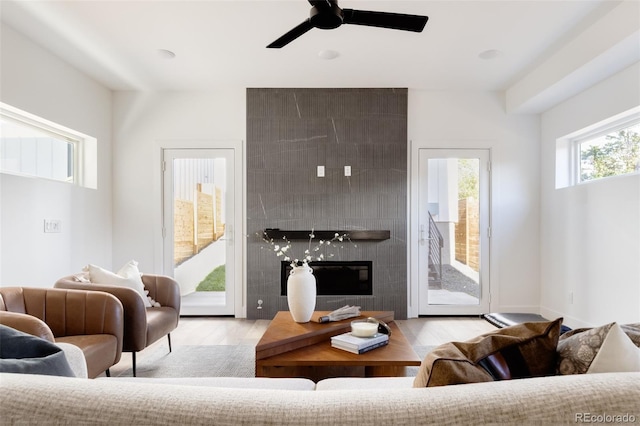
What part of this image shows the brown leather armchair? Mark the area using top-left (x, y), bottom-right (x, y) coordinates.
top-left (0, 287), bottom-right (123, 378)
top-left (55, 274), bottom-right (180, 376)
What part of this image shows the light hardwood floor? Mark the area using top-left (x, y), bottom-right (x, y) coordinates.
top-left (106, 316), bottom-right (497, 377)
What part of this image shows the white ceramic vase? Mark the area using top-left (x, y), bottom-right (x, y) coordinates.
top-left (287, 264), bottom-right (317, 323)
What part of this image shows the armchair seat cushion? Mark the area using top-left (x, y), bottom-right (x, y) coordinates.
top-left (56, 335), bottom-right (119, 379)
top-left (145, 308), bottom-right (179, 345)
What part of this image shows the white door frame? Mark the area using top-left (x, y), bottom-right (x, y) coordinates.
top-left (155, 140), bottom-right (245, 318)
top-left (409, 144), bottom-right (492, 317)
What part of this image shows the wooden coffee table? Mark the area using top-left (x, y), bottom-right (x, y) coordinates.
top-left (255, 311), bottom-right (421, 382)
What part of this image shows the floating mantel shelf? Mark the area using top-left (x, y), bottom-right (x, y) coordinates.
top-left (263, 229), bottom-right (390, 241)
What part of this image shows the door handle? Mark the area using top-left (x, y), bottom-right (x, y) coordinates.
top-left (225, 224), bottom-right (233, 246)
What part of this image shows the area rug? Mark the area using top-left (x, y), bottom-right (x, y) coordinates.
top-left (116, 345), bottom-right (256, 378)
top-left (408, 345), bottom-right (435, 376)
top-left (117, 345), bottom-right (435, 379)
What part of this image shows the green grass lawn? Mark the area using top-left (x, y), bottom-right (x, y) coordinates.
top-left (196, 265), bottom-right (225, 291)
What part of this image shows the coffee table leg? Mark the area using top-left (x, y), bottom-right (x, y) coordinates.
top-left (255, 363), bottom-right (266, 377)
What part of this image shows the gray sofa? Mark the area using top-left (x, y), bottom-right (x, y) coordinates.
top-left (1, 372), bottom-right (638, 425)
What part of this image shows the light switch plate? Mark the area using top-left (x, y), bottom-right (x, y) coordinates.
top-left (317, 165), bottom-right (325, 177)
top-left (44, 219), bottom-right (61, 233)
top-left (344, 166), bottom-right (351, 177)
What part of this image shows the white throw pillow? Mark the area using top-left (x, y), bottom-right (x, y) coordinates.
top-left (587, 323), bottom-right (640, 373)
top-left (86, 261), bottom-right (152, 308)
top-left (118, 261), bottom-right (161, 307)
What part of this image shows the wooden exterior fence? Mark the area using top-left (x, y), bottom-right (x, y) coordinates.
top-left (174, 185), bottom-right (225, 265)
top-left (455, 197), bottom-right (479, 271)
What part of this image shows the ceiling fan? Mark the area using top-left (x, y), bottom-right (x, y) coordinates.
top-left (267, 0), bottom-right (428, 48)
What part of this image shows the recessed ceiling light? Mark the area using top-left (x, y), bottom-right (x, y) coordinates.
top-left (318, 49), bottom-right (340, 60)
top-left (157, 49), bottom-right (176, 59)
top-left (478, 49), bottom-right (502, 60)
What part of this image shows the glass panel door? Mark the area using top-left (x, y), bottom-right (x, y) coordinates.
top-left (163, 148), bottom-right (235, 315)
top-left (417, 149), bottom-right (490, 315)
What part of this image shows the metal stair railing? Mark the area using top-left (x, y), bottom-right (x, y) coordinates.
top-left (427, 211), bottom-right (444, 287)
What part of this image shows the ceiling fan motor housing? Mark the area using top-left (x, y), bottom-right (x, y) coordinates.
top-left (310, 4), bottom-right (344, 29)
top-left (267, 0), bottom-right (428, 48)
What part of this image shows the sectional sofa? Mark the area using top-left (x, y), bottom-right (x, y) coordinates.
top-left (1, 371), bottom-right (638, 425)
top-left (2, 313), bottom-right (638, 425)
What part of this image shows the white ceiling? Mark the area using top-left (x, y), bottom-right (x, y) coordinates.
top-left (0, 0), bottom-right (631, 96)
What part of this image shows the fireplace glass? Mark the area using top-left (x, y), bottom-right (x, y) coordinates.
top-left (281, 261), bottom-right (373, 296)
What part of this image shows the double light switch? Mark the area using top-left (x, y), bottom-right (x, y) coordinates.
top-left (316, 166), bottom-right (352, 177)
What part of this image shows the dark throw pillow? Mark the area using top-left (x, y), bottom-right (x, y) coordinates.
top-left (413, 318), bottom-right (563, 387)
top-left (0, 324), bottom-right (74, 377)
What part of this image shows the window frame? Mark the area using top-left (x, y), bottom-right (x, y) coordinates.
top-left (572, 113), bottom-right (640, 185)
top-left (0, 103), bottom-right (95, 188)
top-left (556, 106), bottom-right (640, 189)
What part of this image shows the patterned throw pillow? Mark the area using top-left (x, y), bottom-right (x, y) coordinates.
top-left (557, 322), bottom-right (640, 375)
top-left (413, 318), bottom-right (563, 387)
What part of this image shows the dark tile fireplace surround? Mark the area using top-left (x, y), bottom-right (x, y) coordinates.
top-left (246, 88), bottom-right (408, 319)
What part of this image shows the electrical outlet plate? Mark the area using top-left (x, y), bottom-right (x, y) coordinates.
top-left (344, 165), bottom-right (351, 176)
top-left (317, 165), bottom-right (325, 177)
top-left (44, 219), bottom-right (61, 233)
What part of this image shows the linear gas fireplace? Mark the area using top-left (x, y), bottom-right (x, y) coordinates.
top-left (281, 261), bottom-right (373, 296)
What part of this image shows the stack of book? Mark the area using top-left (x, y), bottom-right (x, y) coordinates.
top-left (331, 332), bottom-right (389, 354)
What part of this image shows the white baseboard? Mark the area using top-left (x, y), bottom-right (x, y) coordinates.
top-left (539, 306), bottom-right (593, 329)
top-left (490, 304), bottom-right (540, 314)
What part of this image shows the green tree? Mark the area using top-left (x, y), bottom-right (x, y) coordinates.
top-left (458, 159), bottom-right (479, 199)
top-left (581, 128), bottom-right (640, 182)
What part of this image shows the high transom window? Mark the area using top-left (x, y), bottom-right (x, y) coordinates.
top-left (577, 119), bottom-right (640, 183)
top-left (0, 103), bottom-right (95, 187)
top-left (556, 107), bottom-right (640, 189)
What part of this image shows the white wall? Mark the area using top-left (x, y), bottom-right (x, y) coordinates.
top-left (111, 91), bottom-right (245, 274)
top-left (540, 63), bottom-right (640, 328)
top-left (0, 25), bottom-right (112, 287)
top-left (408, 91), bottom-right (541, 314)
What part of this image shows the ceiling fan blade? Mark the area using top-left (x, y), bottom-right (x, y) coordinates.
top-left (343, 9), bottom-right (428, 32)
top-left (267, 19), bottom-right (314, 48)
